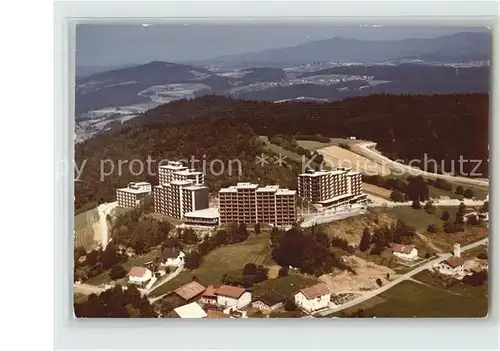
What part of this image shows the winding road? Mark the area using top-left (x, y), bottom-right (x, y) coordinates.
top-left (355, 142), bottom-right (489, 187)
top-left (319, 237), bottom-right (488, 316)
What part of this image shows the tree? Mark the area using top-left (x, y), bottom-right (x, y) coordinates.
top-left (254, 223), bottom-right (261, 234)
top-left (278, 266), bottom-right (289, 277)
top-left (74, 247), bottom-right (87, 263)
top-left (185, 251), bottom-right (203, 270)
top-left (109, 264), bottom-right (127, 281)
top-left (181, 228), bottom-right (199, 244)
top-left (376, 278), bottom-right (383, 287)
top-left (132, 238), bottom-right (146, 254)
top-left (424, 201), bottom-right (435, 214)
top-left (284, 299), bottom-right (297, 311)
top-left (86, 250), bottom-right (99, 266)
top-left (458, 202), bottom-right (466, 215)
top-left (441, 210), bottom-right (450, 221)
top-left (481, 201), bottom-right (489, 213)
top-left (455, 212), bottom-right (464, 224)
top-left (407, 176), bottom-right (429, 202)
top-left (455, 186), bottom-right (464, 195)
top-left (243, 263), bottom-right (257, 276)
top-left (359, 228), bottom-right (371, 252)
top-left (463, 188), bottom-right (474, 199)
top-left (411, 200), bottom-right (422, 209)
top-left (427, 223), bottom-right (439, 233)
top-left (390, 190), bottom-right (405, 202)
top-left (160, 299), bottom-right (176, 317)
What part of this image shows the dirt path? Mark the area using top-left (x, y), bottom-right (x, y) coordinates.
top-left (96, 202), bottom-right (118, 249)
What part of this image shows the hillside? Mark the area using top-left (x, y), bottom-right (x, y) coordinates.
top-left (133, 94), bottom-right (489, 177)
top-left (74, 117), bottom-right (297, 213)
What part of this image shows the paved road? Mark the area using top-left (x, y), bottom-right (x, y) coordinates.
top-left (319, 237), bottom-right (488, 316)
top-left (366, 193), bottom-right (485, 209)
top-left (146, 264), bottom-right (184, 295)
top-left (356, 142), bottom-right (489, 187)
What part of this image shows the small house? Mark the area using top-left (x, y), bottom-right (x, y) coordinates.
top-left (161, 247), bottom-right (185, 266)
top-left (252, 291), bottom-right (286, 313)
top-left (200, 285), bottom-right (218, 306)
top-left (127, 267), bottom-right (153, 285)
top-left (391, 243), bottom-right (418, 261)
top-left (173, 280), bottom-right (206, 303)
top-left (294, 283), bottom-right (331, 313)
top-left (437, 258), bottom-right (465, 276)
top-left (215, 285), bottom-right (252, 309)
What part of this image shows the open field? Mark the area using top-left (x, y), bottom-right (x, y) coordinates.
top-left (259, 136), bottom-right (305, 164)
top-left (74, 208), bottom-right (99, 251)
top-left (331, 279), bottom-right (488, 317)
top-left (149, 233), bottom-right (275, 296)
top-left (84, 249), bottom-right (159, 286)
top-left (317, 145), bottom-right (391, 176)
top-left (362, 183), bottom-right (392, 199)
top-left (296, 138), bottom-right (363, 151)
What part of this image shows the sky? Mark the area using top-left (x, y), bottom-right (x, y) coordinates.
top-left (76, 24), bottom-right (488, 67)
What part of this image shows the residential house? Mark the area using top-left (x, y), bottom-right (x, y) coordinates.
top-left (251, 291), bottom-right (286, 314)
top-left (215, 285), bottom-right (252, 309)
top-left (173, 281), bottom-right (206, 303)
top-left (161, 247), bottom-right (185, 266)
top-left (391, 243), bottom-right (418, 261)
top-left (172, 302), bottom-right (207, 319)
top-left (437, 258), bottom-right (465, 276)
top-left (127, 267), bottom-right (153, 285)
top-left (294, 283), bottom-right (331, 313)
top-left (200, 285), bottom-right (218, 306)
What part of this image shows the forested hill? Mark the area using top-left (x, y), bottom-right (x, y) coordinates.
top-left (74, 117), bottom-right (298, 213)
top-left (133, 93), bottom-right (489, 177)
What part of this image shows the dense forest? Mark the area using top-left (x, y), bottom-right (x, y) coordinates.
top-left (137, 94), bottom-right (489, 175)
top-left (76, 93), bottom-right (488, 212)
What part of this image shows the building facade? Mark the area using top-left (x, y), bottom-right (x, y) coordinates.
top-left (116, 182), bottom-right (152, 208)
top-left (153, 161), bottom-right (209, 219)
top-left (298, 168), bottom-right (365, 208)
top-left (294, 283), bottom-right (331, 313)
top-left (218, 183), bottom-right (296, 227)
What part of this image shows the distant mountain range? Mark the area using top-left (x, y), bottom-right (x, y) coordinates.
top-left (194, 32), bottom-right (491, 67)
top-left (74, 32), bottom-right (491, 116)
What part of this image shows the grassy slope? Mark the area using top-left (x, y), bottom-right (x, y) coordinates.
top-left (149, 233), bottom-right (276, 296)
top-left (332, 279), bottom-right (487, 317)
top-left (74, 208), bottom-right (98, 251)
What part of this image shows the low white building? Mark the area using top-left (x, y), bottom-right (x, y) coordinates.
top-left (294, 283), bottom-right (331, 313)
top-left (391, 243), bottom-right (418, 261)
top-left (215, 285), bottom-right (251, 309)
top-left (127, 266), bottom-right (153, 284)
top-left (437, 258), bottom-right (465, 276)
top-left (173, 302), bottom-right (207, 319)
top-left (161, 247), bottom-right (185, 266)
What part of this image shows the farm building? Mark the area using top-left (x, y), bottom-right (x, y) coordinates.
top-left (294, 283), bottom-right (331, 313)
top-left (252, 291), bottom-right (286, 313)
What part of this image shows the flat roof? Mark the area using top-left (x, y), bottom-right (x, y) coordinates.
top-left (183, 185), bottom-right (208, 191)
top-left (276, 188), bottom-right (296, 196)
top-left (117, 187), bottom-right (149, 194)
top-left (184, 208), bottom-right (220, 219)
top-left (173, 302), bottom-right (207, 319)
top-left (175, 169), bottom-right (203, 176)
top-left (256, 185), bottom-right (280, 192)
top-left (299, 170), bottom-right (346, 177)
top-left (170, 180), bottom-right (194, 186)
top-left (159, 164), bottom-right (187, 170)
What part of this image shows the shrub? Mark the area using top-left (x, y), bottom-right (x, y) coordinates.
top-left (411, 200), bottom-right (422, 209)
top-left (109, 264), bottom-right (127, 281)
top-left (278, 266), bottom-right (289, 277)
top-left (390, 190), bottom-right (406, 202)
top-left (376, 278), bottom-right (383, 287)
top-left (463, 188), bottom-right (474, 199)
top-left (441, 211), bottom-right (450, 221)
top-left (427, 223), bottom-right (439, 233)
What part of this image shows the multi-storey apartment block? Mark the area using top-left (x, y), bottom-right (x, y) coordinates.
top-left (116, 182), bottom-right (152, 208)
top-left (219, 183), bottom-right (296, 227)
top-left (298, 168), bottom-right (365, 208)
top-left (153, 162), bottom-right (209, 219)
